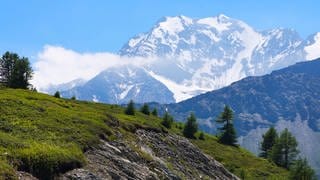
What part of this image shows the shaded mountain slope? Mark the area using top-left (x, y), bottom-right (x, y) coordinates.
top-left (165, 58), bottom-right (320, 176)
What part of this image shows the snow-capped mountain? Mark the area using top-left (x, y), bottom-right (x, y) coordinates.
top-left (59, 14), bottom-right (320, 103)
top-left (119, 14), bottom-right (318, 102)
top-left (42, 78), bottom-right (87, 94)
top-left (61, 65), bottom-right (174, 104)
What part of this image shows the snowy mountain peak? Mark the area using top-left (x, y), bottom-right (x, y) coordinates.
top-left (61, 14), bottom-right (318, 104)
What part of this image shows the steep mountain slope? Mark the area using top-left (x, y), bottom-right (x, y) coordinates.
top-left (165, 59), bottom-right (320, 176)
top-left (58, 14), bottom-right (320, 104)
top-left (0, 88), bottom-right (288, 179)
top-left (119, 14), bottom-right (314, 101)
top-left (61, 65), bottom-right (175, 104)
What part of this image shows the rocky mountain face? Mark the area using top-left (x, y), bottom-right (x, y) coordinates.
top-left (59, 129), bottom-right (238, 180)
top-left (60, 65), bottom-right (175, 104)
top-left (16, 129), bottom-right (238, 180)
top-left (163, 59), bottom-right (320, 176)
top-left (57, 14), bottom-right (320, 104)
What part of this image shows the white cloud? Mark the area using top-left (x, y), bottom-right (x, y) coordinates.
top-left (32, 45), bottom-right (154, 90)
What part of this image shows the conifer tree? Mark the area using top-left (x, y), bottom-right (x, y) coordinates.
top-left (151, 108), bottom-right (158, 116)
top-left (125, 100), bottom-right (135, 115)
top-left (183, 113), bottom-right (198, 138)
top-left (259, 127), bottom-right (278, 158)
top-left (140, 103), bottom-right (150, 115)
top-left (162, 111), bottom-right (173, 128)
top-left (216, 105), bottom-right (237, 146)
top-left (270, 128), bottom-right (299, 169)
top-left (289, 158), bottom-right (316, 180)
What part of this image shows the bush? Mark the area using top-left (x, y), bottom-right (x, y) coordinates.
top-left (199, 132), bottom-right (205, 140)
top-left (54, 91), bottom-right (60, 98)
top-left (14, 142), bottom-right (85, 179)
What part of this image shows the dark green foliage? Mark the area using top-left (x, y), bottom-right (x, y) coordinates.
top-left (216, 105), bottom-right (237, 146)
top-left (54, 91), bottom-right (61, 98)
top-left (140, 103), bottom-right (150, 115)
top-left (0, 52), bottom-right (33, 89)
top-left (259, 127), bottom-right (278, 158)
top-left (183, 113), bottom-right (198, 138)
top-left (125, 100), bottom-right (135, 115)
top-left (269, 128), bottom-right (299, 169)
top-left (15, 143), bottom-right (85, 179)
top-left (71, 96), bottom-right (76, 100)
top-left (199, 132), bottom-right (205, 140)
top-left (289, 158), bottom-right (316, 180)
top-left (161, 111), bottom-right (173, 128)
top-left (151, 108), bottom-right (158, 116)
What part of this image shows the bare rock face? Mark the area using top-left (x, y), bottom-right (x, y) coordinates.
top-left (60, 129), bottom-right (238, 180)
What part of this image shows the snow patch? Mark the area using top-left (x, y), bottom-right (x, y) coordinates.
top-left (157, 16), bottom-right (185, 35)
top-left (305, 32), bottom-right (320, 60)
top-left (197, 17), bottom-right (231, 32)
top-left (148, 71), bottom-right (193, 102)
top-left (119, 84), bottom-right (134, 100)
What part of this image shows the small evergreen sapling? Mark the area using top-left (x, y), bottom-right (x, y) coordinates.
top-left (151, 108), bottom-right (158, 116)
top-left (183, 113), bottom-right (198, 139)
top-left (140, 103), bottom-right (150, 115)
top-left (125, 100), bottom-right (135, 115)
top-left (216, 105), bottom-right (237, 146)
top-left (162, 111), bottom-right (173, 128)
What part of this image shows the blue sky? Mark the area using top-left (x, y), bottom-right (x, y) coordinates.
top-left (0, 0), bottom-right (319, 61)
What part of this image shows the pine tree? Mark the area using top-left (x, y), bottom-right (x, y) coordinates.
top-left (270, 128), bottom-right (299, 169)
top-left (54, 91), bottom-right (61, 98)
top-left (216, 105), bottom-right (237, 146)
top-left (183, 113), bottom-right (198, 138)
top-left (259, 127), bottom-right (278, 158)
top-left (151, 108), bottom-right (158, 116)
top-left (162, 111), bottom-right (173, 128)
top-left (289, 158), bottom-right (316, 180)
top-left (125, 100), bottom-right (135, 115)
top-left (140, 103), bottom-right (150, 115)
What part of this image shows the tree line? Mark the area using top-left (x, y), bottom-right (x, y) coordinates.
top-left (124, 100), bottom-right (237, 144)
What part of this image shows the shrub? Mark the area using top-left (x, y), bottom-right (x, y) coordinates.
top-left (54, 91), bottom-right (60, 98)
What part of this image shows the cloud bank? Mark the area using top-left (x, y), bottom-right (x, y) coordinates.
top-left (32, 45), bottom-right (154, 90)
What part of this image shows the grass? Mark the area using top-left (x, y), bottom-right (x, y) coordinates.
top-left (0, 88), bottom-right (289, 179)
top-left (192, 133), bottom-right (289, 179)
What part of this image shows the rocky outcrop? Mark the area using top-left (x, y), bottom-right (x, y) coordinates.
top-left (59, 129), bottom-right (238, 180)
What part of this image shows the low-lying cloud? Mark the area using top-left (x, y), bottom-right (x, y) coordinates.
top-left (32, 45), bottom-right (154, 90)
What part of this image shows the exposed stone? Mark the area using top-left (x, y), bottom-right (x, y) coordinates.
top-left (60, 129), bottom-right (238, 180)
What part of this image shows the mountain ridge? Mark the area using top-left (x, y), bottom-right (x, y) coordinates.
top-left (57, 14), bottom-right (319, 103)
top-left (163, 58), bottom-right (320, 176)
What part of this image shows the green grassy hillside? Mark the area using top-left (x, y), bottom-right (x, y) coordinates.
top-left (0, 88), bottom-right (288, 179)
